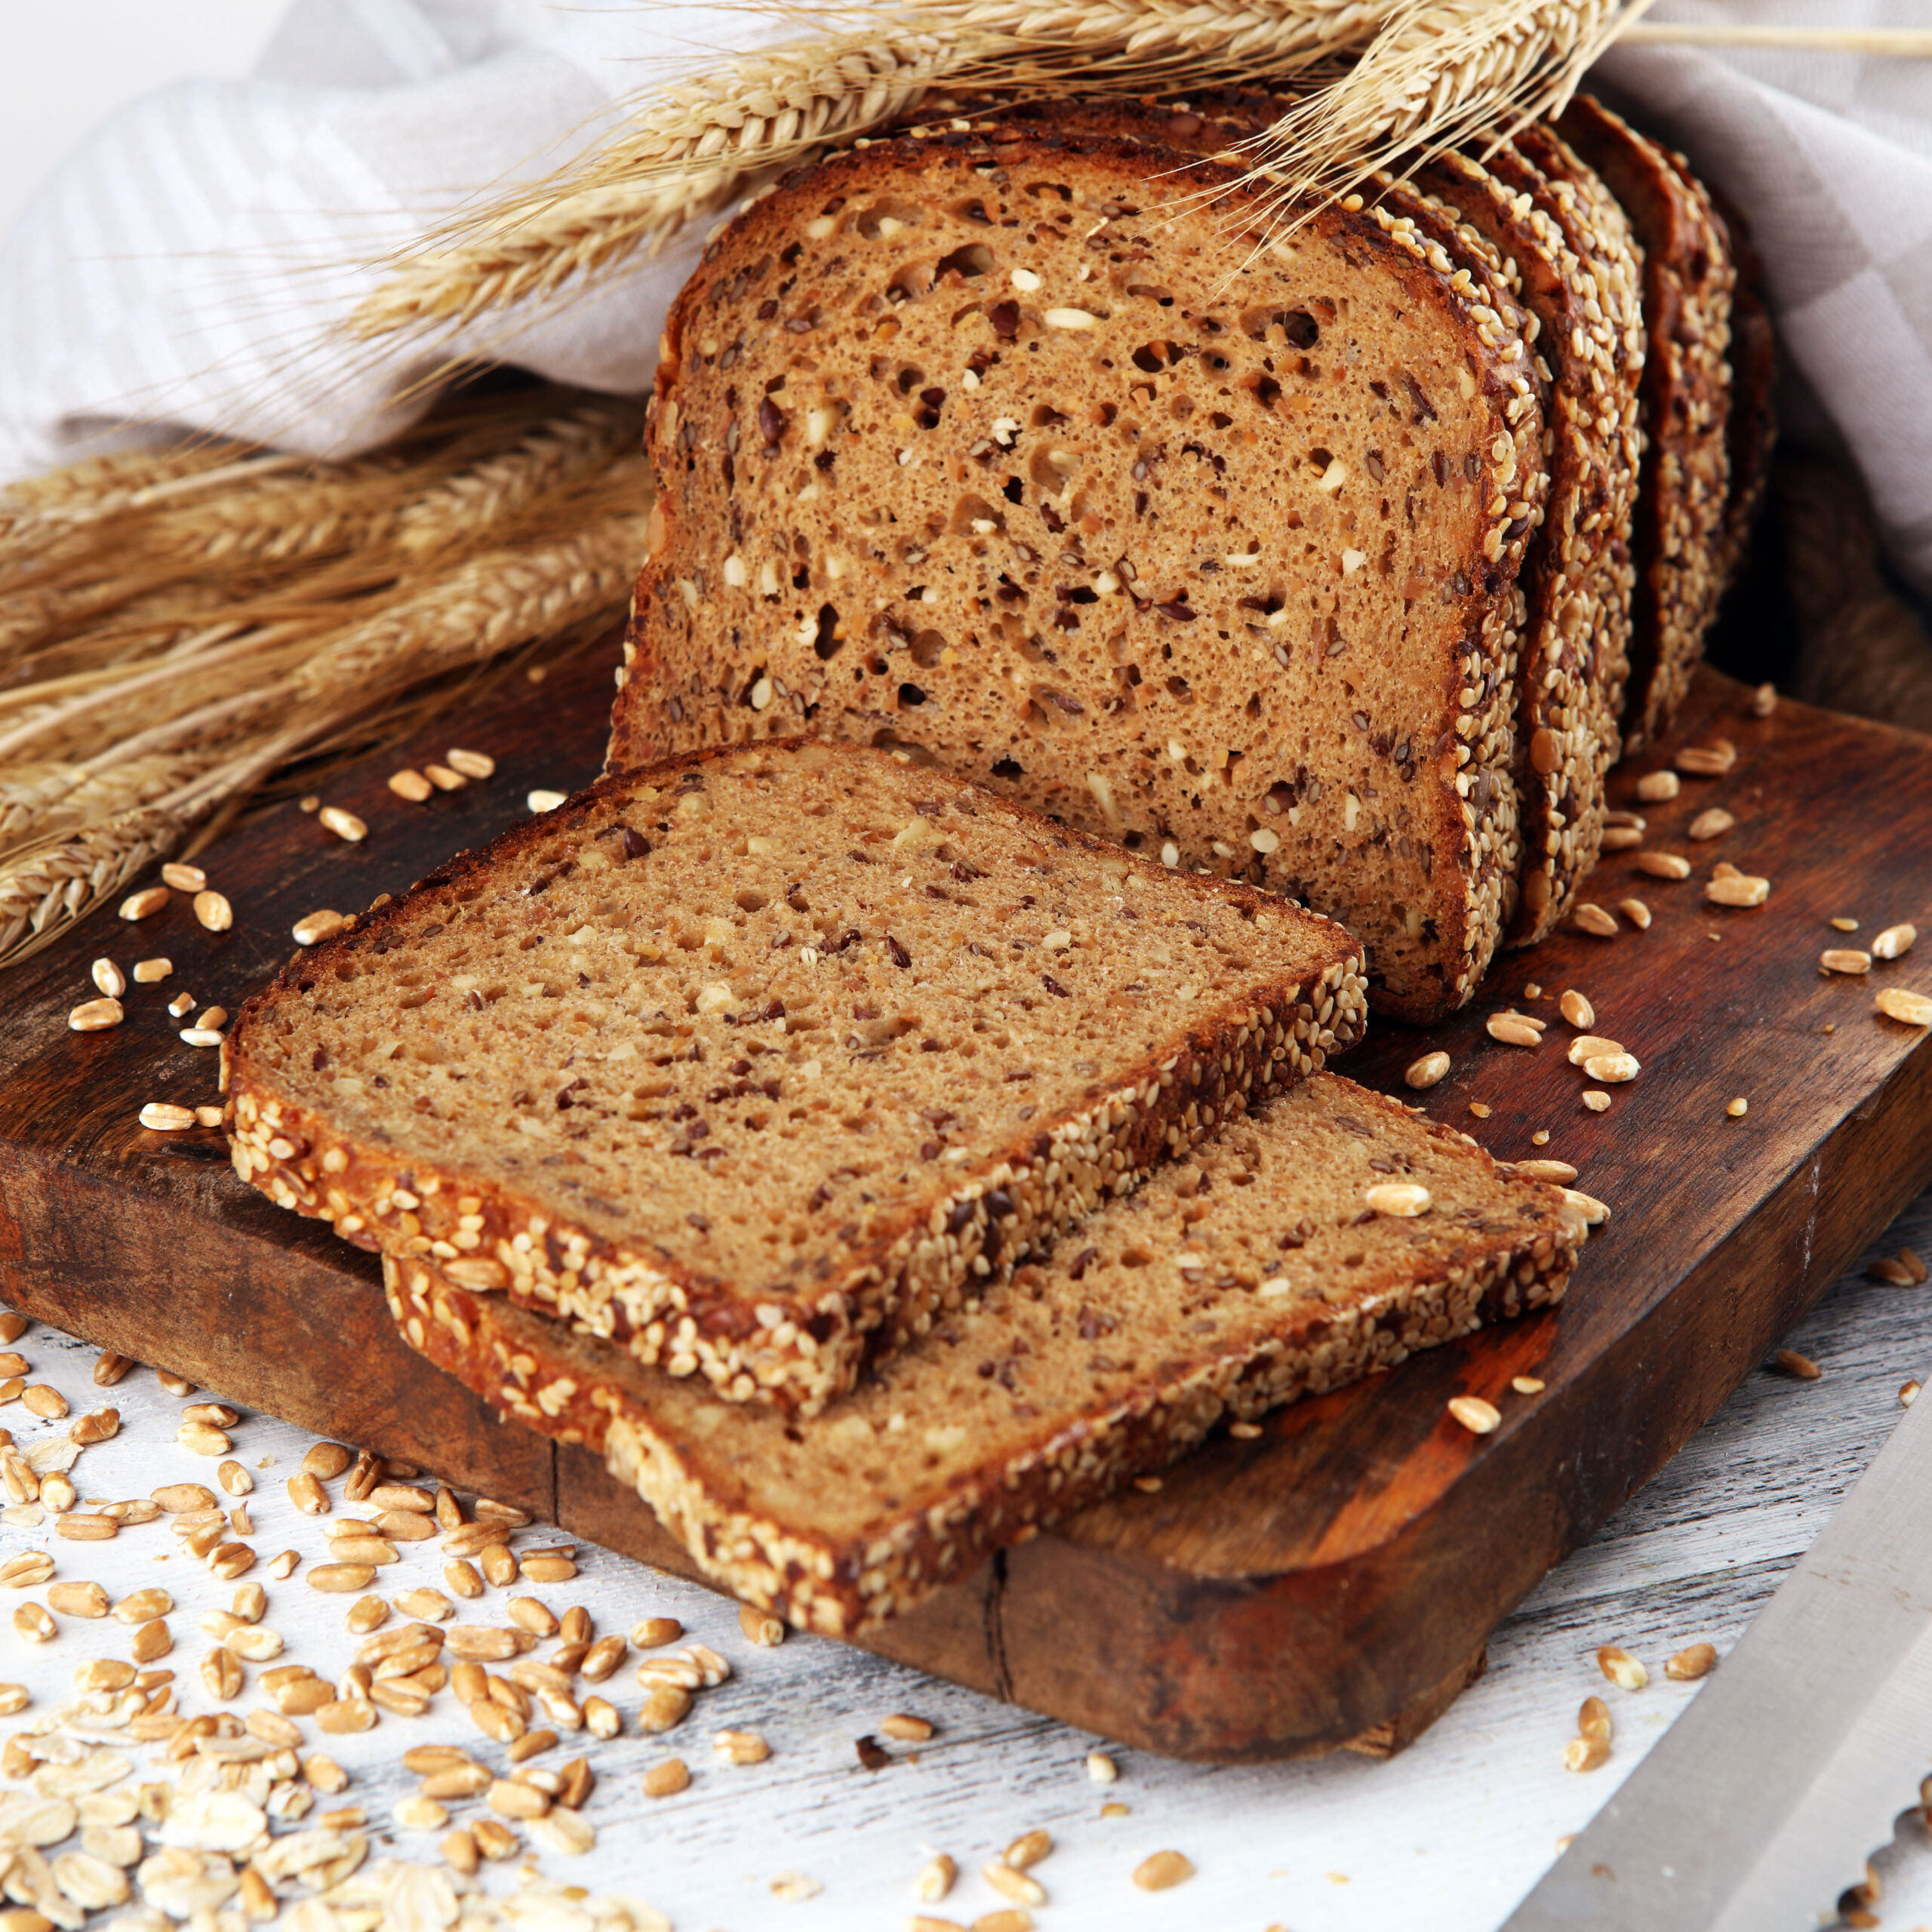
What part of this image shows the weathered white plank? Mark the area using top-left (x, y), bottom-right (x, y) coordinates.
top-left (0, 1188), bottom-right (1924, 1930)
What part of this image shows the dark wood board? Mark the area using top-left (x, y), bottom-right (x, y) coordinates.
top-left (2, 643), bottom-right (1928, 1763)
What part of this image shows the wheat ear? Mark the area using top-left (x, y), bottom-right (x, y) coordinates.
top-left (345, 2), bottom-right (1389, 342)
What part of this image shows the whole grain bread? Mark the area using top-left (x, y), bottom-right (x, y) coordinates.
top-left (385, 1071), bottom-right (1582, 1633)
top-left (608, 123), bottom-right (1550, 1022)
top-left (1558, 95), bottom-right (1734, 751)
top-left (225, 737), bottom-right (1366, 1413)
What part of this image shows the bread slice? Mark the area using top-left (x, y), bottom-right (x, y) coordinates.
top-left (1706, 189), bottom-right (1776, 595)
top-left (608, 122), bottom-right (1550, 1021)
top-left (226, 738), bottom-right (1367, 1413)
top-left (384, 1072), bottom-right (1582, 1633)
top-left (1409, 137), bottom-right (1644, 944)
top-left (1557, 96), bottom-right (1734, 751)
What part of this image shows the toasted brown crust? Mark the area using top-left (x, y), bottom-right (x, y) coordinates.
top-left (382, 1072), bottom-right (1580, 1634)
top-left (1558, 96), bottom-right (1734, 751)
top-left (608, 122), bottom-right (1546, 1022)
top-left (226, 737), bottom-right (1367, 1413)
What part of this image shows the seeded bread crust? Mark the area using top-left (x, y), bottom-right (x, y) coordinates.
top-left (226, 738), bottom-right (1367, 1414)
top-left (1413, 140), bottom-right (1643, 944)
top-left (609, 124), bottom-right (1548, 1022)
top-left (1558, 96), bottom-right (1734, 752)
top-left (383, 1072), bottom-right (1581, 1634)
top-left (1706, 188), bottom-right (1776, 594)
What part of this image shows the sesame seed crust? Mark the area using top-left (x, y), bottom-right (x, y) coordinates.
top-left (381, 1071), bottom-right (1580, 1635)
top-left (226, 737), bottom-right (1367, 1414)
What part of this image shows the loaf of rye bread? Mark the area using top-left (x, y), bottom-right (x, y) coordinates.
top-left (383, 1072), bottom-right (1583, 1632)
top-left (1557, 96), bottom-right (1736, 752)
top-left (224, 738), bottom-right (1366, 1413)
top-left (978, 94), bottom-right (1646, 952)
top-left (608, 124), bottom-right (1552, 1022)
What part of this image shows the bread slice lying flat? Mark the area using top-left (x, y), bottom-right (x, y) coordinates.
top-left (1558, 96), bottom-right (1734, 752)
top-left (226, 739), bottom-right (1366, 1413)
top-left (611, 123), bottom-right (1550, 1021)
top-left (385, 1072), bottom-right (1582, 1634)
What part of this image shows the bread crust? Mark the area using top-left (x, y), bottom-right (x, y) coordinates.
top-left (382, 1073), bottom-right (1580, 1634)
top-left (609, 122), bottom-right (1546, 1021)
top-left (1558, 96), bottom-right (1734, 751)
top-left (226, 737), bottom-right (1367, 1413)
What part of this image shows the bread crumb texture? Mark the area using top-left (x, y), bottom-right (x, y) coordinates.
top-left (612, 125), bottom-right (1553, 1020)
top-left (229, 740), bottom-right (1364, 1412)
top-left (386, 1072), bottom-right (1580, 1632)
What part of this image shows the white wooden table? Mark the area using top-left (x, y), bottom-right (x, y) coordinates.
top-left (2, 1189), bottom-right (1929, 1932)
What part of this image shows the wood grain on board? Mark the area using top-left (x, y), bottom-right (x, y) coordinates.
top-left (0, 641), bottom-right (1927, 1761)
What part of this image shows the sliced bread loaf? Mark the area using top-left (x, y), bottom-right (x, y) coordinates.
top-left (609, 123), bottom-right (1549, 1021)
top-left (1558, 95), bottom-right (1734, 751)
top-left (385, 1071), bottom-right (1582, 1633)
top-left (225, 738), bottom-right (1366, 1413)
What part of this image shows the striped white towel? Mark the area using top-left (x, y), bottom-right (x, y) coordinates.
top-left (6, 0), bottom-right (1932, 589)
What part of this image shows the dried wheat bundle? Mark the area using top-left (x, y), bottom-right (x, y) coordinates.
top-left (0, 383), bottom-right (651, 970)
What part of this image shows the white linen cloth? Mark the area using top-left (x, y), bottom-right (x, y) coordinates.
top-left (6, 0), bottom-right (1932, 588)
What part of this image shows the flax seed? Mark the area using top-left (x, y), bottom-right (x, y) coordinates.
top-left (318, 806), bottom-right (367, 843)
top-left (388, 771), bottom-right (434, 803)
top-left (119, 888), bottom-right (169, 921)
top-left (1447, 1395), bottom-right (1500, 1435)
top-left (1775, 1348), bottom-right (1821, 1380)
top-left (1665, 1641), bottom-right (1717, 1681)
top-left (1635, 771), bottom-right (1679, 802)
top-left (1687, 808), bottom-right (1734, 841)
top-left (1873, 924), bottom-right (1918, 961)
top-left (1573, 903), bottom-right (1618, 937)
top-left (192, 891), bottom-right (232, 933)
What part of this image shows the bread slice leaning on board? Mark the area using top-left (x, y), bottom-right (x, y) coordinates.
top-left (223, 737), bottom-right (1367, 1414)
top-left (383, 1072), bottom-right (1583, 1634)
top-left (610, 122), bottom-right (1553, 1023)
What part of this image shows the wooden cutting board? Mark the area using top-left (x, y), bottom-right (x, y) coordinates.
top-left (1, 646), bottom-right (1927, 1763)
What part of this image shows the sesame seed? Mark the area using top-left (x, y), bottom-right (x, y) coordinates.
top-left (1774, 1348), bottom-right (1821, 1381)
top-left (318, 806), bottom-right (367, 843)
top-left (1404, 1050), bottom-right (1451, 1089)
top-left (1447, 1395), bottom-right (1500, 1435)
top-left (1364, 1182), bottom-right (1432, 1217)
top-left (1831, 916), bottom-right (1860, 932)
top-left (1531, 1129), bottom-right (1549, 1146)
top-left (1635, 852), bottom-right (1691, 880)
top-left (1468, 1102), bottom-right (1491, 1118)
top-left (1726, 1097), bottom-right (1749, 1118)
top-left (1524, 982), bottom-right (1543, 999)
